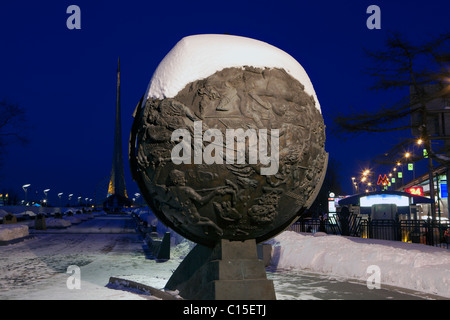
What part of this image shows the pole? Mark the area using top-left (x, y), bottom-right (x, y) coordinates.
top-left (436, 172), bottom-right (441, 222)
top-left (447, 166), bottom-right (450, 221)
top-left (426, 142), bottom-right (436, 222)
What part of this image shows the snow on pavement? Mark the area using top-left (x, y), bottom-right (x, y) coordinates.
top-left (0, 216), bottom-right (188, 300)
top-left (1, 216), bottom-right (450, 300)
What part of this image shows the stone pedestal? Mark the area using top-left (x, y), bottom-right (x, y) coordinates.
top-left (35, 215), bottom-right (46, 230)
top-left (3, 213), bottom-right (17, 225)
top-left (165, 239), bottom-right (276, 300)
top-left (145, 231), bottom-right (170, 261)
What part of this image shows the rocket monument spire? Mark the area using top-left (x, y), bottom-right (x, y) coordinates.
top-left (105, 57), bottom-right (131, 209)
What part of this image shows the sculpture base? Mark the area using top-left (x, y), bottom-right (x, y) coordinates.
top-left (145, 232), bottom-right (171, 261)
top-left (165, 239), bottom-right (276, 300)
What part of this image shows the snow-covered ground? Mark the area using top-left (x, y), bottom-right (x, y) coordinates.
top-left (269, 231), bottom-right (450, 299)
top-left (1, 215), bottom-right (449, 300)
top-left (0, 216), bottom-right (183, 300)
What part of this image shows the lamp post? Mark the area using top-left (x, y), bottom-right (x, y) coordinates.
top-left (405, 152), bottom-right (418, 180)
top-left (68, 194), bottom-right (73, 207)
top-left (58, 193), bottom-right (63, 207)
top-left (43, 189), bottom-right (50, 207)
top-left (351, 177), bottom-right (356, 194)
top-left (22, 184), bottom-right (31, 205)
top-left (134, 193), bottom-right (141, 206)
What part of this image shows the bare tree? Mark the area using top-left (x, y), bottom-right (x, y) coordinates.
top-left (334, 32), bottom-right (449, 146)
top-left (333, 32), bottom-right (450, 220)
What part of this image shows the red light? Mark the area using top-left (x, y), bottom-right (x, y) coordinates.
top-left (377, 174), bottom-right (389, 186)
top-left (404, 187), bottom-right (423, 196)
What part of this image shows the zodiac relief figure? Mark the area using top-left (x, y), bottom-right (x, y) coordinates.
top-left (154, 168), bottom-right (225, 236)
top-left (136, 98), bottom-right (206, 176)
top-left (248, 187), bottom-right (282, 225)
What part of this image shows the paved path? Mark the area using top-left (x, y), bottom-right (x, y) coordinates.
top-left (0, 215), bottom-right (178, 299)
top-left (0, 215), bottom-right (446, 300)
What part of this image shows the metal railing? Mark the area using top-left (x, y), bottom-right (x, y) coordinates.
top-left (289, 217), bottom-right (450, 248)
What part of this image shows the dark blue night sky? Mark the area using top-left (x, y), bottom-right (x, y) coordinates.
top-left (0, 1), bottom-right (448, 205)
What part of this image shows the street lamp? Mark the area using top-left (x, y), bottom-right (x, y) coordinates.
top-left (134, 192), bottom-right (141, 206)
top-left (68, 194), bottom-right (73, 206)
top-left (58, 193), bottom-right (63, 207)
top-left (404, 152), bottom-right (415, 179)
top-left (43, 189), bottom-right (50, 207)
top-left (22, 184), bottom-right (31, 205)
top-left (351, 177), bottom-right (356, 194)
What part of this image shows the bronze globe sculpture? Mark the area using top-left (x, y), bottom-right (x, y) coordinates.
top-left (129, 35), bottom-right (327, 248)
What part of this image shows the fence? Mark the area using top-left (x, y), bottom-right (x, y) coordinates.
top-left (289, 217), bottom-right (450, 248)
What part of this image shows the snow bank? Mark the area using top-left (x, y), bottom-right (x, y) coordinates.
top-left (46, 218), bottom-right (71, 228)
top-left (146, 34), bottom-right (321, 112)
top-left (269, 231), bottom-right (450, 298)
top-left (64, 216), bottom-right (82, 224)
top-left (0, 224), bottom-right (29, 242)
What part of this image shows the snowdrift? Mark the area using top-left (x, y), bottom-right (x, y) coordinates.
top-left (269, 231), bottom-right (450, 298)
top-left (0, 224), bottom-right (29, 242)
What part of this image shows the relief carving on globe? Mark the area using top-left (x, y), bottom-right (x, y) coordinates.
top-left (130, 66), bottom-right (327, 246)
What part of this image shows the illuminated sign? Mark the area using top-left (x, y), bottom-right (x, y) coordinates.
top-left (360, 194), bottom-right (409, 207)
top-left (441, 183), bottom-right (448, 198)
top-left (377, 174), bottom-right (389, 186)
top-left (404, 187), bottom-right (424, 196)
top-left (328, 199), bottom-right (336, 213)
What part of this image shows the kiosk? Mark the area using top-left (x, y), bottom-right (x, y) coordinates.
top-left (338, 191), bottom-right (434, 221)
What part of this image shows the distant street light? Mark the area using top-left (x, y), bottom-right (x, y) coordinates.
top-left (58, 193), bottom-right (63, 207)
top-left (22, 184), bottom-right (31, 205)
top-left (404, 152), bottom-right (415, 179)
top-left (43, 189), bottom-right (50, 207)
top-left (134, 192), bottom-right (141, 206)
